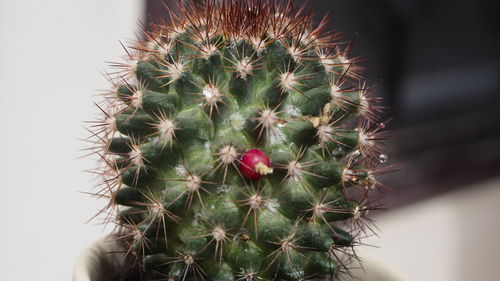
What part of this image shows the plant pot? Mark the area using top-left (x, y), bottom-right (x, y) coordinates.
top-left (72, 236), bottom-right (125, 281)
top-left (73, 235), bottom-right (409, 281)
top-left (342, 251), bottom-right (410, 281)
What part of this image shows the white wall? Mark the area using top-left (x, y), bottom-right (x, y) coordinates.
top-left (359, 176), bottom-right (500, 281)
top-left (0, 1), bottom-right (143, 280)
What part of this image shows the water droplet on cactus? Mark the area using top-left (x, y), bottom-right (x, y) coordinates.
top-left (379, 153), bottom-right (388, 163)
top-left (217, 184), bottom-right (230, 194)
top-left (379, 122), bottom-right (386, 129)
top-left (204, 141), bottom-right (211, 150)
top-left (331, 147), bottom-right (344, 157)
top-left (352, 150), bottom-right (361, 157)
top-left (175, 165), bottom-right (187, 176)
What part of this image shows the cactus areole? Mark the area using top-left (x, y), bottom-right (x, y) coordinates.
top-left (239, 149), bottom-right (273, 180)
top-left (86, 1), bottom-right (391, 280)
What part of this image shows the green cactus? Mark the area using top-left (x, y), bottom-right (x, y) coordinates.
top-left (88, 1), bottom-right (390, 280)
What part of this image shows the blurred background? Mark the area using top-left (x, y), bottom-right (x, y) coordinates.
top-left (0, 0), bottom-right (498, 280)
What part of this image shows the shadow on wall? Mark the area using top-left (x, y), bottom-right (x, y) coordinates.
top-left (360, 176), bottom-right (500, 281)
top-left (454, 179), bottom-right (500, 281)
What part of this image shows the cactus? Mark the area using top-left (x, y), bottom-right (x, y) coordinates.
top-left (87, 1), bottom-right (390, 280)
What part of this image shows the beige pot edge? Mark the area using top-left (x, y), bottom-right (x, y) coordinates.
top-left (72, 235), bottom-right (410, 281)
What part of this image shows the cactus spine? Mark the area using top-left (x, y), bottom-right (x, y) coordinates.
top-left (88, 1), bottom-right (390, 280)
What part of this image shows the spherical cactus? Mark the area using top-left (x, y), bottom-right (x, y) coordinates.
top-left (87, 1), bottom-right (391, 280)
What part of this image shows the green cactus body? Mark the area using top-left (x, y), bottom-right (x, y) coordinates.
top-left (89, 1), bottom-right (389, 280)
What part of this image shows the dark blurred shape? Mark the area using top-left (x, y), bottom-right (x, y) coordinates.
top-left (311, 0), bottom-right (500, 207)
top-left (146, 0), bottom-right (500, 208)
